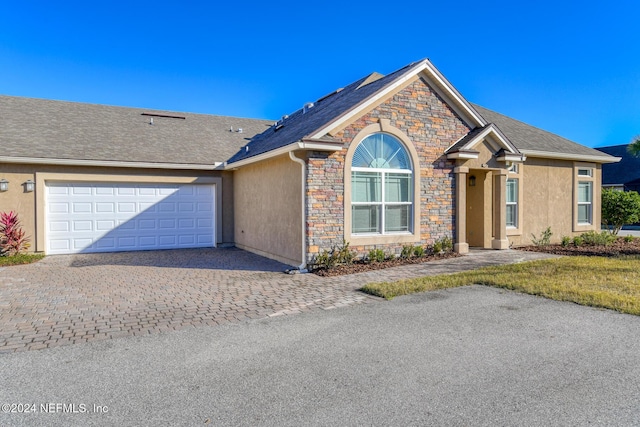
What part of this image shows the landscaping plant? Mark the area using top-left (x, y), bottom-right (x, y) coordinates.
top-left (367, 248), bottom-right (386, 263)
top-left (601, 188), bottom-right (640, 235)
top-left (531, 227), bottom-right (552, 246)
top-left (0, 211), bottom-right (30, 256)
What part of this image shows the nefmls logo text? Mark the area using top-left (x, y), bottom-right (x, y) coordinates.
top-left (41, 403), bottom-right (87, 413)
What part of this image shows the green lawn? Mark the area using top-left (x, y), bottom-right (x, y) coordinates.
top-left (0, 253), bottom-right (45, 267)
top-left (360, 256), bottom-right (640, 316)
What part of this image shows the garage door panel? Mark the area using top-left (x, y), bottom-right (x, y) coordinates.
top-left (46, 182), bottom-right (215, 254)
top-left (72, 221), bottom-right (93, 232)
top-left (49, 203), bottom-right (69, 214)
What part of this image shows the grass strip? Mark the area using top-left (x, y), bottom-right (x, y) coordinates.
top-left (0, 253), bottom-right (45, 266)
top-left (360, 256), bottom-right (640, 316)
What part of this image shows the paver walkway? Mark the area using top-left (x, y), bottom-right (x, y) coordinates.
top-left (0, 248), bottom-right (557, 353)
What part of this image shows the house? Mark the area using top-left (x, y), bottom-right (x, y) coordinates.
top-left (597, 145), bottom-right (640, 193)
top-left (0, 59), bottom-right (619, 268)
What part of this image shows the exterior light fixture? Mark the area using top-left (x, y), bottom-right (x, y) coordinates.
top-left (469, 175), bottom-right (476, 187)
top-left (0, 179), bottom-right (8, 192)
top-left (24, 180), bottom-right (35, 193)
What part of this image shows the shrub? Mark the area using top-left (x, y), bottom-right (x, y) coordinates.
top-left (432, 236), bottom-right (454, 255)
top-left (624, 235), bottom-right (635, 243)
top-left (573, 236), bottom-right (584, 247)
top-left (601, 189), bottom-right (640, 235)
top-left (400, 245), bottom-right (415, 259)
top-left (312, 240), bottom-right (354, 270)
top-left (367, 248), bottom-right (386, 263)
top-left (413, 246), bottom-right (425, 257)
top-left (440, 236), bottom-right (453, 253)
top-left (0, 211), bottom-right (30, 256)
top-left (561, 236), bottom-right (571, 247)
top-left (531, 227), bottom-right (552, 246)
top-left (580, 231), bottom-right (617, 246)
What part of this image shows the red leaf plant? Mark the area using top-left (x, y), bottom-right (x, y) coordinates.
top-left (0, 211), bottom-right (30, 256)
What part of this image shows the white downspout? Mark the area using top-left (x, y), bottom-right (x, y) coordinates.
top-left (289, 151), bottom-right (307, 271)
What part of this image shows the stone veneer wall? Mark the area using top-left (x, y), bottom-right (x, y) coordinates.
top-left (306, 78), bottom-right (471, 262)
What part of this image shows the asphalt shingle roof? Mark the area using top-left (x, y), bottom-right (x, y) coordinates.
top-left (0, 95), bottom-right (271, 166)
top-left (472, 104), bottom-right (612, 159)
top-left (226, 61), bottom-right (426, 164)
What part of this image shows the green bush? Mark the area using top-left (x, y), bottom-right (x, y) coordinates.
top-left (400, 245), bottom-right (415, 259)
top-left (580, 231), bottom-right (616, 246)
top-left (573, 236), bottom-right (584, 247)
top-left (561, 236), bottom-right (571, 247)
top-left (413, 246), bottom-right (425, 257)
top-left (531, 227), bottom-right (553, 246)
top-left (440, 236), bottom-right (453, 253)
top-left (624, 235), bottom-right (635, 243)
top-left (432, 236), bottom-right (453, 255)
top-left (601, 189), bottom-right (640, 235)
top-left (367, 248), bottom-right (386, 263)
top-left (312, 240), bottom-right (355, 270)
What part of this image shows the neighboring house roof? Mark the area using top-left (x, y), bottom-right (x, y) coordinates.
top-left (0, 95), bottom-right (271, 169)
top-left (473, 105), bottom-right (617, 162)
top-left (597, 144), bottom-right (640, 186)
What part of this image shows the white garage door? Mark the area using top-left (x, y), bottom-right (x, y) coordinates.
top-left (46, 182), bottom-right (215, 254)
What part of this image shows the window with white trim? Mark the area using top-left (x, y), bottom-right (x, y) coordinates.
top-left (506, 178), bottom-right (518, 228)
top-left (351, 133), bottom-right (413, 234)
top-left (577, 181), bottom-right (592, 224)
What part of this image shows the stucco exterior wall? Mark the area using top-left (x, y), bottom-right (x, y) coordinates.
top-left (233, 154), bottom-right (302, 266)
top-left (0, 163), bottom-right (234, 252)
top-left (306, 77), bottom-right (471, 261)
top-left (508, 159), bottom-right (601, 246)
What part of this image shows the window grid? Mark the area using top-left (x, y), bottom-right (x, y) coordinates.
top-left (506, 178), bottom-right (518, 228)
top-left (351, 167), bottom-right (412, 234)
top-left (577, 181), bottom-right (592, 224)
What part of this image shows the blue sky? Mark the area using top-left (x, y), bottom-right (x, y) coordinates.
top-left (1, 1), bottom-right (638, 148)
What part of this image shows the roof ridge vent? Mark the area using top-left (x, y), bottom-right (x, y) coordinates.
top-left (303, 102), bottom-right (314, 114)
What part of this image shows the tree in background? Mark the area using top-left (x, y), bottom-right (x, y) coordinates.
top-left (628, 136), bottom-right (640, 157)
top-left (601, 189), bottom-right (640, 235)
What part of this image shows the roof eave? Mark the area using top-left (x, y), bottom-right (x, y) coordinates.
top-left (519, 150), bottom-right (622, 164)
top-left (224, 140), bottom-right (343, 169)
top-left (446, 151), bottom-right (480, 160)
top-left (496, 153), bottom-right (527, 162)
top-left (0, 156), bottom-right (224, 170)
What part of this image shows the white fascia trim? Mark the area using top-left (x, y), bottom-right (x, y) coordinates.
top-left (224, 141), bottom-right (343, 169)
top-left (497, 153), bottom-right (527, 162)
top-left (519, 150), bottom-right (621, 163)
top-left (0, 156), bottom-right (223, 170)
top-left (446, 152), bottom-right (479, 160)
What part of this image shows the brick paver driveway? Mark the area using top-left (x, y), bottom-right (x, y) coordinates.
top-left (0, 248), bottom-right (556, 353)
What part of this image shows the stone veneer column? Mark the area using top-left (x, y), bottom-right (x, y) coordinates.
top-left (492, 169), bottom-right (509, 249)
top-left (453, 166), bottom-right (469, 254)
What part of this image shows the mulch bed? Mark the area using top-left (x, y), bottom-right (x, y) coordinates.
top-left (517, 237), bottom-right (640, 257)
top-left (312, 252), bottom-right (460, 277)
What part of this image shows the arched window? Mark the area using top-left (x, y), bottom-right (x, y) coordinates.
top-left (351, 133), bottom-right (413, 234)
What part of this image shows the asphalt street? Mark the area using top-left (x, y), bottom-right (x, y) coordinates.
top-left (1, 285), bottom-right (639, 426)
